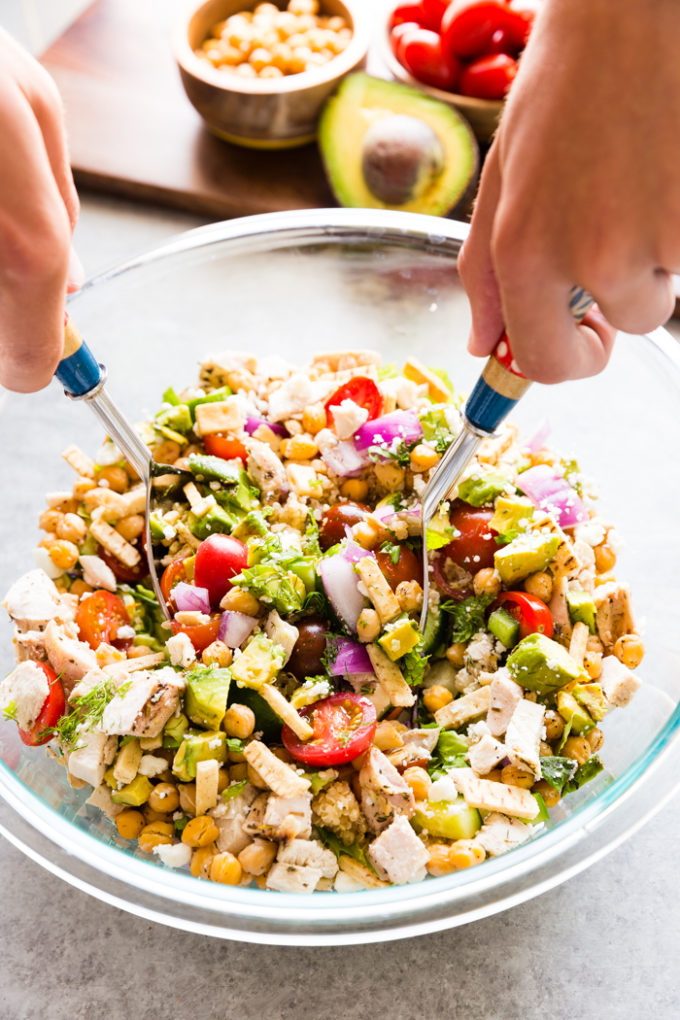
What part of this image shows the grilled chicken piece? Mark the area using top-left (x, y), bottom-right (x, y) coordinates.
top-left (594, 582), bottom-right (635, 653)
top-left (358, 747), bottom-right (415, 833)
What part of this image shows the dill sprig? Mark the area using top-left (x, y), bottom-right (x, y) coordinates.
top-left (43, 677), bottom-right (129, 750)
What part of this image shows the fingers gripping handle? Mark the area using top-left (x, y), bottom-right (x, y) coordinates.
top-left (464, 286), bottom-right (594, 434)
top-left (55, 314), bottom-right (104, 397)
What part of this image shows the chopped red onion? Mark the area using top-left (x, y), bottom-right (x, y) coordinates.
top-left (321, 440), bottom-right (372, 478)
top-left (218, 610), bottom-right (259, 648)
top-left (328, 638), bottom-right (373, 677)
top-left (172, 582), bottom-right (211, 615)
top-left (373, 502), bottom-right (422, 533)
top-left (342, 540), bottom-right (375, 565)
top-left (519, 465), bottom-right (588, 527)
top-left (525, 419), bottom-right (551, 453)
top-left (319, 554), bottom-right (367, 631)
top-left (353, 411), bottom-right (423, 452)
top-left (244, 416), bottom-right (287, 438)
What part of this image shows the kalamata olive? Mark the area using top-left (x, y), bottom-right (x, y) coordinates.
top-left (288, 618), bottom-right (329, 681)
top-left (319, 502), bottom-right (370, 552)
top-left (375, 544), bottom-right (423, 590)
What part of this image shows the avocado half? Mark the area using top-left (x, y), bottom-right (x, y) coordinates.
top-left (319, 74), bottom-right (479, 217)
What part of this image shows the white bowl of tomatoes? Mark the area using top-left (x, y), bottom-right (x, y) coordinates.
top-left (381, 0), bottom-right (540, 143)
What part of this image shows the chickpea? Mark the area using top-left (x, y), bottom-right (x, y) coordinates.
top-left (403, 766), bottom-right (431, 801)
top-left (445, 643), bottom-right (466, 669)
top-left (115, 809), bottom-right (145, 841)
top-left (137, 821), bottom-right (174, 853)
top-left (422, 685), bottom-right (453, 714)
top-left (48, 540), bottom-right (79, 571)
top-left (202, 641), bottom-right (233, 667)
top-left (97, 464), bottom-right (129, 493)
top-left (373, 463), bottom-right (405, 493)
top-left (583, 650), bottom-right (603, 679)
top-left (238, 839), bottom-right (277, 876)
top-left (396, 580), bottom-right (423, 614)
top-left (147, 782), bottom-right (180, 814)
top-left (587, 727), bottom-right (604, 754)
top-left (614, 634), bottom-right (644, 669)
top-left (182, 815), bottom-right (220, 848)
top-left (190, 845), bottom-right (217, 879)
top-left (340, 478), bottom-right (368, 502)
top-left (302, 402), bottom-right (327, 434)
top-left (39, 509), bottom-right (63, 533)
top-left (178, 783), bottom-right (197, 816)
top-left (223, 704), bottom-right (256, 740)
top-left (115, 514), bottom-right (145, 542)
top-left (501, 765), bottom-right (535, 789)
top-left (473, 567), bottom-right (501, 598)
top-left (56, 512), bottom-right (88, 544)
top-left (356, 607), bottom-right (380, 643)
top-left (524, 570), bottom-right (553, 602)
top-left (209, 851), bottom-right (243, 885)
top-left (544, 709), bottom-right (565, 744)
top-left (151, 439), bottom-right (181, 464)
top-left (594, 542), bottom-right (617, 573)
top-left (563, 735), bottom-right (592, 766)
top-left (533, 780), bottom-right (560, 808)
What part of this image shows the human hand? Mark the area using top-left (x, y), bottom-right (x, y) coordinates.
top-left (0, 29), bottom-right (81, 393)
top-left (458, 0), bottom-right (678, 384)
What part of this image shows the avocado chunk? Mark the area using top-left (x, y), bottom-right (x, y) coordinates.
top-left (319, 74), bottom-right (478, 217)
top-left (507, 633), bottom-right (588, 695)
top-left (458, 472), bottom-right (513, 508)
top-left (378, 617), bottom-right (420, 661)
top-left (185, 666), bottom-right (231, 730)
top-left (572, 682), bottom-right (608, 722)
top-left (494, 532), bottom-right (560, 585)
top-left (172, 730), bottom-right (228, 782)
top-left (163, 712), bottom-right (189, 749)
top-left (566, 590), bottom-right (597, 634)
top-left (412, 797), bottom-right (482, 841)
top-left (230, 634), bottom-right (284, 690)
top-left (188, 503), bottom-right (240, 539)
top-left (110, 774), bottom-right (153, 807)
top-left (556, 691), bottom-right (594, 734)
top-left (489, 495), bottom-right (534, 536)
top-left (488, 606), bottom-right (520, 649)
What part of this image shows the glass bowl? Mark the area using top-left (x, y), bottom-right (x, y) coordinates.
top-left (2, 209), bottom-right (680, 945)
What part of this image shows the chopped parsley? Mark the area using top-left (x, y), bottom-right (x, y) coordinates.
top-left (401, 647), bottom-right (429, 687)
top-left (379, 541), bottom-right (402, 566)
top-left (441, 594), bottom-right (494, 644)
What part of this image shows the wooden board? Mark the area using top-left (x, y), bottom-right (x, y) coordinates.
top-left (40, 0), bottom-right (336, 218)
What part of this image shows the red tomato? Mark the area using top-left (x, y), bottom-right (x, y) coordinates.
top-left (193, 534), bottom-right (249, 606)
top-left (421, 0), bottom-right (451, 31)
top-left (432, 502), bottom-right (497, 599)
top-left (17, 663), bottom-right (65, 747)
top-left (390, 3), bottom-right (428, 28)
top-left (486, 26), bottom-right (522, 55)
top-left (281, 693), bottom-right (377, 767)
top-left (441, 0), bottom-right (527, 59)
top-left (391, 20), bottom-right (422, 55)
top-left (75, 590), bottom-right (131, 650)
top-left (203, 433), bottom-right (248, 464)
top-left (324, 376), bottom-right (383, 426)
top-left (376, 544), bottom-right (422, 590)
top-left (507, 0), bottom-right (539, 43)
top-left (160, 558), bottom-right (190, 607)
top-left (460, 52), bottom-right (518, 99)
top-left (495, 591), bottom-right (554, 639)
top-left (171, 613), bottom-right (222, 653)
top-left (98, 542), bottom-right (148, 584)
top-left (399, 28), bottom-right (461, 91)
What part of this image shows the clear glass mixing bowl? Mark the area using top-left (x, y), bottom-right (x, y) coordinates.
top-left (2, 209), bottom-right (679, 945)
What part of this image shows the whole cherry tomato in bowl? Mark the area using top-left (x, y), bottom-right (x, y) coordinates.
top-left (399, 28), bottom-right (461, 92)
top-left (460, 53), bottom-right (518, 99)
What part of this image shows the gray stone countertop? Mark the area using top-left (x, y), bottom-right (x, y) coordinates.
top-left (1, 191), bottom-right (679, 1020)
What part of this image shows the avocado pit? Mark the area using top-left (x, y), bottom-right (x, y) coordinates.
top-left (361, 115), bottom-right (445, 206)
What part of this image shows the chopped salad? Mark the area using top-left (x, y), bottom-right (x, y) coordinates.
top-left (0, 349), bottom-right (643, 892)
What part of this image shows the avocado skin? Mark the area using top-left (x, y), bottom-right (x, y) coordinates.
top-left (319, 73), bottom-right (479, 217)
top-left (507, 633), bottom-right (588, 695)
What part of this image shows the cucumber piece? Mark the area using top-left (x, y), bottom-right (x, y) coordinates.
top-left (488, 606), bottom-right (520, 648)
top-left (421, 602), bottom-right (444, 655)
top-left (412, 797), bottom-right (482, 840)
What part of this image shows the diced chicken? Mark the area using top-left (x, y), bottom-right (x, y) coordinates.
top-left (285, 463), bottom-right (322, 498)
top-left (112, 739), bottom-right (143, 787)
top-left (267, 373), bottom-right (323, 422)
top-left (195, 758), bottom-right (220, 816)
top-left (379, 376), bottom-right (420, 411)
top-left (487, 673), bottom-right (526, 738)
top-left (85, 783), bottom-right (123, 819)
top-left (43, 620), bottom-right (97, 694)
top-left (13, 628), bottom-right (50, 664)
top-left (356, 558), bottom-right (401, 625)
top-left (153, 843), bottom-right (192, 869)
top-left (365, 645), bottom-right (416, 708)
top-left (87, 519), bottom-right (140, 570)
top-left (100, 668), bottom-right (181, 738)
top-left (242, 792), bottom-right (270, 837)
top-left (245, 439), bottom-right (289, 499)
top-left (359, 746), bottom-right (415, 833)
top-left (211, 784), bottom-right (260, 854)
top-left (467, 733), bottom-right (508, 776)
top-left (331, 399), bottom-right (369, 440)
top-left (166, 632), bottom-right (197, 668)
top-left (265, 862), bottom-right (322, 893)
top-left (571, 541), bottom-right (596, 592)
top-left (402, 727), bottom-right (441, 756)
top-left (67, 730), bottom-right (117, 788)
top-left (594, 583), bottom-right (635, 653)
top-left (243, 740), bottom-right (311, 798)
top-left (367, 814), bottom-right (429, 885)
top-left (454, 768), bottom-right (539, 820)
top-left (78, 554), bottom-right (118, 593)
top-left (311, 350), bottom-right (380, 374)
top-left (549, 575), bottom-right (572, 643)
top-left (264, 610), bottom-right (298, 666)
top-left (2, 569), bottom-right (61, 632)
top-left (505, 699), bottom-right (544, 779)
top-left (600, 655), bottom-right (641, 708)
top-left (0, 660), bottom-right (50, 730)
top-left (62, 444), bottom-right (95, 477)
top-left (435, 686), bottom-right (491, 730)
top-left (199, 352), bottom-right (258, 390)
top-left (475, 812), bottom-right (533, 857)
top-left (276, 839), bottom-right (338, 879)
top-left (568, 621), bottom-right (590, 666)
top-left (262, 793), bottom-right (313, 840)
top-left (464, 631), bottom-right (499, 677)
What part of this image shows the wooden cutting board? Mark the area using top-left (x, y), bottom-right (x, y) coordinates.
top-left (40, 0), bottom-right (336, 217)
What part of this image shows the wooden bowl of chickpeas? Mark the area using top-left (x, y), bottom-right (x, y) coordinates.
top-left (174, 0), bottom-right (370, 148)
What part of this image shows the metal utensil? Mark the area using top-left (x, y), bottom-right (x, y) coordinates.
top-left (56, 315), bottom-right (189, 618)
top-left (419, 286), bottom-right (594, 634)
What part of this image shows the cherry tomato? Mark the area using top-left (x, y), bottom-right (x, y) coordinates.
top-left (324, 377), bottom-right (383, 427)
top-left (432, 502), bottom-right (497, 600)
top-left (281, 692), bottom-right (377, 767)
top-left (495, 591), bottom-right (554, 639)
top-left (391, 20), bottom-right (422, 55)
top-left (287, 618), bottom-right (329, 681)
top-left (421, 0), bottom-right (451, 31)
top-left (203, 433), bottom-right (248, 464)
top-left (441, 0), bottom-right (527, 59)
top-left (17, 663), bottom-right (65, 747)
top-left (160, 557), bottom-right (190, 607)
top-left (193, 534), bottom-right (249, 607)
top-left (171, 613), bottom-right (222, 653)
top-left (486, 26), bottom-right (522, 56)
top-left (376, 544), bottom-right (422, 590)
top-left (390, 3), bottom-right (428, 29)
top-left (507, 0), bottom-right (539, 43)
top-left (75, 590), bottom-right (131, 650)
top-left (98, 542), bottom-right (148, 584)
top-left (460, 52), bottom-right (518, 99)
top-left (319, 502), bottom-right (370, 552)
top-left (399, 28), bottom-right (461, 91)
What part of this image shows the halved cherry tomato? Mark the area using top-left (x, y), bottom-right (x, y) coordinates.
top-left (460, 52), bottom-right (518, 99)
top-left (98, 542), bottom-right (148, 584)
top-left (160, 557), bottom-right (191, 607)
top-left (17, 662), bottom-right (65, 747)
top-left (399, 28), bottom-right (461, 91)
top-left (171, 613), bottom-right (222, 653)
top-left (441, 0), bottom-right (527, 59)
top-left (495, 591), bottom-right (554, 639)
top-left (376, 544), bottom-right (422, 590)
top-left (319, 501), bottom-right (370, 551)
top-left (194, 534), bottom-right (249, 606)
top-left (390, 3), bottom-right (428, 29)
top-left (203, 433), bottom-right (248, 464)
top-left (324, 377), bottom-right (383, 427)
top-left (75, 590), bottom-right (131, 650)
top-left (281, 692), bottom-right (377, 766)
top-left (432, 502), bottom-right (497, 600)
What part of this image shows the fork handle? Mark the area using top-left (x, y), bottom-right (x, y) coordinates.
top-left (464, 286), bottom-right (594, 434)
top-left (55, 314), bottom-right (104, 397)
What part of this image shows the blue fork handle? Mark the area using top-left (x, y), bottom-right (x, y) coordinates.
top-left (465, 286), bottom-right (594, 434)
top-left (55, 314), bottom-right (104, 397)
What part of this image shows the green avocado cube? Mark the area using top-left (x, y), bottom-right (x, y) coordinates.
top-left (489, 495), bottom-right (534, 536)
top-left (488, 606), bottom-right (520, 649)
top-left (111, 774), bottom-right (153, 807)
top-left (163, 712), bottom-right (189, 748)
top-left (566, 590), bottom-right (597, 634)
top-left (572, 682), bottom-right (608, 722)
top-left (458, 472), bottom-right (513, 508)
top-left (556, 691), bottom-right (594, 734)
top-left (185, 667), bottom-right (231, 730)
top-left (507, 633), bottom-right (588, 695)
top-left (172, 730), bottom-right (228, 782)
top-left (378, 618), bottom-right (420, 661)
top-left (494, 532), bottom-right (560, 585)
top-left (412, 797), bottom-right (482, 841)
top-left (188, 504), bottom-right (240, 540)
top-left (231, 635), bottom-right (284, 690)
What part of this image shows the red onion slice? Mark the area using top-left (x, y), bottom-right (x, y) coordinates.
top-left (525, 419), bottom-right (550, 453)
top-left (319, 554), bottom-right (367, 631)
top-left (353, 411), bottom-right (423, 451)
top-left (519, 465), bottom-right (588, 527)
top-left (342, 540), bottom-right (375, 565)
top-left (244, 416), bottom-right (287, 438)
top-left (172, 582), bottom-right (211, 615)
top-left (218, 610), bottom-right (259, 648)
top-left (328, 638), bottom-right (373, 676)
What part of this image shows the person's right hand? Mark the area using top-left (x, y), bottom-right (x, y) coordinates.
top-left (0, 29), bottom-right (82, 393)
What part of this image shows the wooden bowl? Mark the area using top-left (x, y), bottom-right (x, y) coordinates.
top-left (378, 2), bottom-right (503, 144)
top-left (174, 0), bottom-right (370, 149)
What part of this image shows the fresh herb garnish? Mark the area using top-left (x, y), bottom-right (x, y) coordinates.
top-left (46, 677), bottom-right (129, 751)
top-left (401, 647), bottom-right (429, 687)
top-left (379, 540), bottom-right (402, 566)
top-left (539, 755), bottom-right (578, 793)
top-left (563, 755), bottom-right (604, 794)
top-left (2, 701), bottom-right (17, 722)
top-left (441, 594), bottom-right (494, 644)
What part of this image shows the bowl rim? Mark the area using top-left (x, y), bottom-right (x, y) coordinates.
top-left (173, 0), bottom-right (371, 95)
top-left (3, 207), bottom-right (680, 944)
